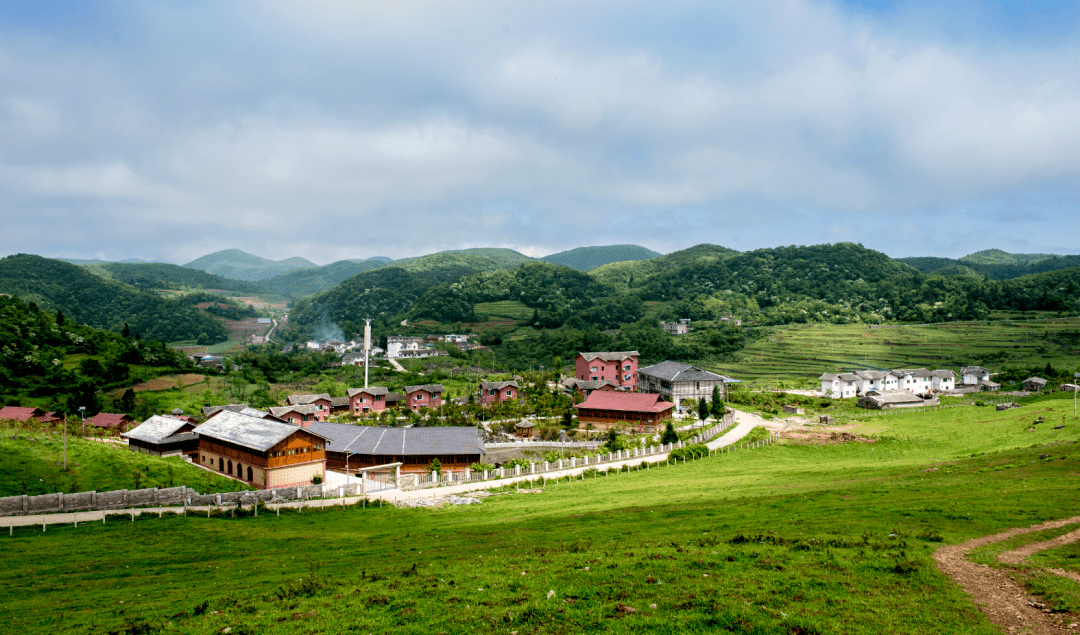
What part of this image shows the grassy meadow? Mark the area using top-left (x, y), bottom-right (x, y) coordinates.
top-left (0, 422), bottom-right (249, 497)
top-left (2, 398), bottom-right (1079, 633)
top-left (709, 317), bottom-right (1080, 383)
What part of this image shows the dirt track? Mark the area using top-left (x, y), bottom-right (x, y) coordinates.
top-left (934, 516), bottom-right (1080, 634)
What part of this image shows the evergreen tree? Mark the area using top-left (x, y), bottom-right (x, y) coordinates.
top-left (710, 385), bottom-right (725, 418)
top-left (697, 397), bottom-right (709, 422)
top-left (118, 388), bottom-right (136, 414)
top-left (55, 310), bottom-right (64, 327)
top-left (122, 322), bottom-right (130, 338)
top-left (429, 457), bottom-right (442, 474)
top-left (661, 421), bottom-right (678, 444)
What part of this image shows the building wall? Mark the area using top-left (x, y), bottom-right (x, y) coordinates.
top-left (481, 386), bottom-right (518, 406)
top-left (407, 389), bottom-right (442, 411)
top-left (350, 392), bottom-right (388, 414)
top-left (266, 461), bottom-right (325, 488)
top-left (197, 447), bottom-right (270, 488)
top-left (576, 354), bottom-right (638, 390)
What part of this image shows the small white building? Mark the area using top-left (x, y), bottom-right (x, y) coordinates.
top-left (931, 369), bottom-right (956, 392)
top-left (386, 336), bottom-right (424, 359)
top-left (819, 373), bottom-right (860, 398)
top-left (822, 367), bottom-right (954, 397)
top-left (960, 366), bottom-right (991, 385)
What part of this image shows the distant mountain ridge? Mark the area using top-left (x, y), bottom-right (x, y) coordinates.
top-left (182, 249), bottom-right (319, 282)
top-left (899, 249), bottom-right (1080, 280)
top-left (541, 244), bottom-right (662, 271)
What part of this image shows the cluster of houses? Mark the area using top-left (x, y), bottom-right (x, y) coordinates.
top-left (122, 407), bottom-right (486, 489)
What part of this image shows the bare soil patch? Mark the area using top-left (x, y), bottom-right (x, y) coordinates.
top-left (934, 516), bottom-right (1080, 634)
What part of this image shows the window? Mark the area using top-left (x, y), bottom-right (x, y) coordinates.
top-left (489, 389), bottom-right (497, 396)
top-left (415, 394), bottom-right (423, 401)
top-left (624, 374), bottom-right (631, 381)
top-left (505, 390), bottom-right (513, 397)
top-left (624, 364), bottom-right (631, 371)
top-left (591, 366), bottom-right (597, 372)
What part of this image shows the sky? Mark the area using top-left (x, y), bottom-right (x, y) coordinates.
top-left (1, 0), bottom-right (1079, 265)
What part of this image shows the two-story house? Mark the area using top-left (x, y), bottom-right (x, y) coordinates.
top-left (347, 386), bottom-right (391, 414)
top-left (478, 381), bottom-right (519, 406)
top-left (575, 351), bottom-right (640, 391)
top-left (404, 384), bottom-right (444, 411)
top-left (636, 361), bottom-right (736, 409)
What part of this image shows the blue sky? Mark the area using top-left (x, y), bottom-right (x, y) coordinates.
top-left (1, 0), bottom-right (1078, 265)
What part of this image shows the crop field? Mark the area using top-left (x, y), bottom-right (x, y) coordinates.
top-left (2, 398), bottom-right (1079, 633)
top-left (710, 317), bottom-right (1080, 383)
top-left (474, 300), bottom-right (533, 323)
top-left (128, 373), bottom-right (207, 392)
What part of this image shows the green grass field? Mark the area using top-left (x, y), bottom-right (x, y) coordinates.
top-left (0, 422), bottom-right (249, 497)
top-left (2, 398), bottom-right (1079, 633)
top-left (709, 317), bottom-right (1080, 383)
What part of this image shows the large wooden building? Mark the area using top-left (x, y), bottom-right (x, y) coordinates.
top-left (122, 415), bottom-right (198, 457)
top-left (573, 391), bottom-right (674, 433)
top-left (305, 422), bottom-right (485, 475)
top-left (194, 411), bottom-right (329, 489)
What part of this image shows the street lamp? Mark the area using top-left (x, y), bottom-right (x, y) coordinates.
top-left (78, 406), bottom-right (86, 437)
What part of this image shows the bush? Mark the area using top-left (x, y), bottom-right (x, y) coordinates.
top-left (310, 475), bottom-right (323, 484)
top-left (661, 421), bottom-right (679, 445)
top-left (670, 443), bottom-right (709, 461)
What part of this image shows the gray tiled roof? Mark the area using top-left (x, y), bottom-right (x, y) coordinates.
top-left (480, 381), bottom-right (519, 390)
top-left (330, 396), bottom-right (350, 407)
top-left (404, 384), bottom-right (444, 394)
top-left (962, 366), bottom-right (989, 375)
top-left (931, 370), bottom-right (956, 378)
top-left (562, 378), bottom-right (617, 390)
top-left (304, 422), bottom-right (484, 456)
top-left (122, 415), bottom-right (193, 444)
top-left (201, 404), bottom-right (249, 417)
top-left (863, 390), bottom-right (925, 405)
top-left (579, 351), bottom-right (639, 363)
top-left (269, 404), bottom-right (321, 417)
top-left (194, 411), bottom-right (326, 452)
top-left (287, 394), bottom-right (332, 406)
top-left (819, 373), bottom-right (839, 381)
top-left (347, 386), bottom-right (390, 397)
top-left (638, 361), bottom-right (732, 383)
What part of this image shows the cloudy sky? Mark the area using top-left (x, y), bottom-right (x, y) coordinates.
top-left (1, 0), bottom-right (1079, 265)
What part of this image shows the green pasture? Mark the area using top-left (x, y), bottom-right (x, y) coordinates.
top-left (711, 318), bottom-right (1080, 382)
top-left (0, 422), bottom-right (248, 498)
top-left (3, 400), bottom-right (1080, 633)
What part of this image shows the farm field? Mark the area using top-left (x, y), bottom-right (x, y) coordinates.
top-left (2, 399), bottom-right (1079, 633)
top-left (709, 317), bottom-right (1080, 383)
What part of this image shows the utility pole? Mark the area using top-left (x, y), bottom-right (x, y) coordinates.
top-left (63, 414), bottom-right (67, 471)
top-left (363, 318), bottom-right (373, 389)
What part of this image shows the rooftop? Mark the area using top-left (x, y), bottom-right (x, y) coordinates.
top-left (304, 422), bottom-right (484, 456)
top-left (578, 351), bottom-right (640, 363)
top-left (194, 411), bottom-right (326, 452)
top-left (637, 361), bottom-right (733, 383)
top-left (122, 415), bottom-right (193, 444)
top-left (574, 391), bottom-right (674, 413)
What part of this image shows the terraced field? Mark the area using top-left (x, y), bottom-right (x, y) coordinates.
top-left (709, 317), bottom-right (1080, 383)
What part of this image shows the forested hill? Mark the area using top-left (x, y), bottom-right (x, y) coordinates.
top-left (898, 250), bottom-right (1080, 280)
top-left (258, 259), bottom-right (388, 297)
top-left (0, 255), bottom-right (229, 343)
top-left (182, 249), bottom-right (318, 282)
top-left (81, 262), bottom-right (266, 295)
top-left (291, 243), bottom-right (1080, 341)
top-left (541, 245), bottom-right (662, 271)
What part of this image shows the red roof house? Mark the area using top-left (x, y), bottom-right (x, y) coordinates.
top-left (573, 391), bottom-right (674, 433)
top-left (86, 412), bottom-right (136, 433)
top-left (0, 406), bottom-right (60, 424)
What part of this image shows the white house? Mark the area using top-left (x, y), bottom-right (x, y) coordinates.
top-left (960, 366), bottom-right (991, 385)
top-left (931, 369), bottom-right (956, 392)
top-left (819, 373), bottom-right (860, 398)
top-left (894, 369), bottom-right (935, 395)
top-left (386, 336), bottom-right (424, 359)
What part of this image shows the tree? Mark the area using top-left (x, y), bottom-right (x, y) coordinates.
top-left (697, 397), bottom-right (709, 423)
top-left (1045, 362), bottom-right (1055, 377)
top-left (429, 457), bottom-right (442, 474)
top-left (55, 310), bottom-right (64, 327)
top-left (604, 428), bottom-right (626, 452)
top-left (562, 410), bottom-right (574, 429)
top-left (710, 385), bottom-right (725, 419)
top-left (118, 388), bottom-right (136, 415)
top-left (661, 421), bottom-right (679, 444)
top-left (121, 322), bottom-right (130, 338)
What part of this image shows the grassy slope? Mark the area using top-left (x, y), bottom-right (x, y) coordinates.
top-left (0, 425), bottom-right (250, 497)
top-left (541, 245), bottom-right (662, 271)
top-left (2, 400), bottom-right (1079, 633)
top-left (709, 317), bottom-right (1080, 382)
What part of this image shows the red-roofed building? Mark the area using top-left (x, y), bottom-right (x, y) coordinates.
top-left (573, 391), bottom-right (674, 433)
top-left (86, 412), bottom-right (135, 434)
top-left (0, 406), bottom-right (59, 424)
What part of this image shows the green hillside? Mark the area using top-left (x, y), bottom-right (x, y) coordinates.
top-left (0, 423), bottom-right (249, 497)
top-left (0, 294), bottom-right (195, 413)
top-left (590, 243), bottom-right (740, 289)
top-left (259, 259), bottom-right (388, 297)
top-left (80, 262), bottom-right (265, 295)
top-left (182, 249), bottom-right (319, 282)
top-left (0, 255), bottom-right (229, 344)
top-left (960, 248), bottom-right (1057, 266)
top-left (393, 248), bottom-right (536, 276)
top-left (541, 244), bottom-right (662, 271)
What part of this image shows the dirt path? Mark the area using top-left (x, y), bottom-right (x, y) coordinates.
top-left (934, 515), bottom-right (1080, 634)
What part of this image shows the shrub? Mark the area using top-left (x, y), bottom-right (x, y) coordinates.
top-left (670, 443), bottom-right (709, 461)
